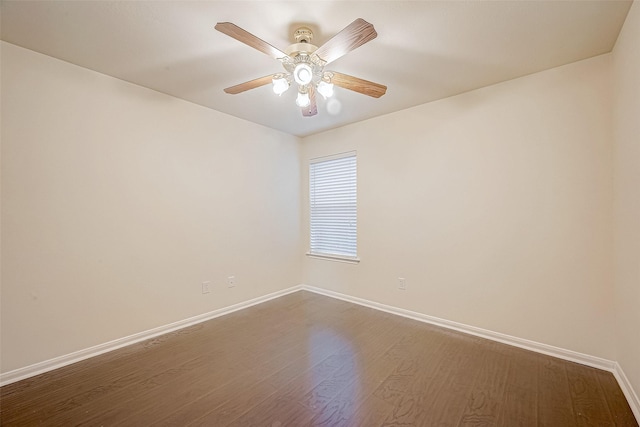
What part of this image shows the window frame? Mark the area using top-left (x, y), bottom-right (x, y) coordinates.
top-left (306, 151), bottom-right (359, 264)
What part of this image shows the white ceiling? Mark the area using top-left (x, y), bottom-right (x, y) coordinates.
top-left (1, 1), bottom-right (632, 137)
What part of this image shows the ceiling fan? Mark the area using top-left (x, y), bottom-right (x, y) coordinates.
top-left (215, 19), bottom-right (387, 117)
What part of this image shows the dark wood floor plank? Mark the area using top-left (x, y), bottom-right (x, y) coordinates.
top-left (48, 355), bottom-right (235, 425)
top-left (157, 352), bottom-right (309, 426)
top-left (374, 333), bottom-right (450, 425)
top-left (537, 357), bottom-right (578, 426)
top-left (1, 291), bottom-right (636, 427)
top-left (593, 369), bottom-right (639, 426)
top-left (496, 347), bottom-right (541, 426)
top-left (215, 353), bottom-right (354, 427)
top-left (566, 361), bottom-right (616, 426)
top-left (458, 346), bottom-right (510, 426)
top-left (307, 316), bottom-right (417, 427)
top-left (417, 338), bottom-right (487, 426)
top-left (372, 330), bottom-right (436, 407)
top-left (308, 379), bottom-right (371, 426)
top-left (348, 396), bottom-right (396, 427)
top-left (120, 366), bottom-right (276, 426)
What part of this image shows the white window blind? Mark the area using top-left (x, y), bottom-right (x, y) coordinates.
top-left (309, 152), bottom-right (357, 260)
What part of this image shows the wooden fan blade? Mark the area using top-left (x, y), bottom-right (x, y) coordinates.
top-left (331, 72), bottom-right (387, 98)
top-left (215, 22), bottom-right (288, 60)
top-left (313, 18), bottom-right (377, 64)
top-left (301, 86), bottom-right (318, 117)
top-left (224, 75), bottom-right (274, 94)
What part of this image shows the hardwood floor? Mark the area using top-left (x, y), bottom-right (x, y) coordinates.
top-left (1, 291), bottom-right (637, 426)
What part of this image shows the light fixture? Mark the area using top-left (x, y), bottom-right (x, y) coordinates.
top-left (269, 42), bottom-right (340, 112)
top-left (296, 90), bottom-right (310, 107)
top-left (272, 76), bottom-right (289, 95)
top-left (317, 80), bottom-right (334, 99)
top-left (293, 63), bottom-right (313, 86)
top-left (271, 62), bottom-right (334, 111)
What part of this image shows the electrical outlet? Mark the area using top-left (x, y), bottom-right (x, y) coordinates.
top-left (202, 281), bottom-right (211, 294)
top-left (398, 277), bottom-right (406, 290)
top-left (227, 276), bottom-right (235, 288)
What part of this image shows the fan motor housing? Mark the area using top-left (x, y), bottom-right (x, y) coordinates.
top-left (285, 42), bottom-right (318, 57)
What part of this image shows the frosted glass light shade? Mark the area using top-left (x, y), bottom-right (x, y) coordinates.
top-left (317, 81), bottom-right (334, 99)
top-left (296, 91), bottom-right (310, 107)
top-left (272, 77), bottom-right (289, 95)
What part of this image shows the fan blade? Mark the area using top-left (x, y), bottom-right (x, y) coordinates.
top-left (215, 22), bottom-right (288, 60)
top-left (224, 75), bottom-right (274, 94)
top-left (331, 72), bottom-right (387, 98)
top-left (301, 86), bottom-right (318, 117)
top-left (313, 19), bottom-right (377, 64)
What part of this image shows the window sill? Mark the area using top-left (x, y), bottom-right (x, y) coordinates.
top-left (306, 252), bottom-right (360, 264)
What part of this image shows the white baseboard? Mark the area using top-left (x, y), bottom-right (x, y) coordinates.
top-left (300, 285), bottom-right (639, 422)
top-left (0, 285), bottom-right (303, 387)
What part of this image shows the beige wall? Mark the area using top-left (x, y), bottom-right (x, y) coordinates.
top-left (0, 42), bottom-right (302, 373)
top-left (302, 54), bottom-right (615, 360)
top-left (613, 0), bottom-right (640, 400)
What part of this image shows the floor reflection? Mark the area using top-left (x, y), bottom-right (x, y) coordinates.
top-left (307, 326), bottom-right (362, 423)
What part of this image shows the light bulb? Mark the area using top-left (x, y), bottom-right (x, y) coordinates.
top-left (317, 81), bottom-right (334, 99)
top-left (296, 91), bottom-right (310, 107)
top-left (272, 77), bottom-right (289, 96)
top-left (293, 63), bottom-right (313, 85)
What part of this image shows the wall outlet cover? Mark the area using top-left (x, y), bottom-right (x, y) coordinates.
top-left (202, 281), bottom-right (211, 294)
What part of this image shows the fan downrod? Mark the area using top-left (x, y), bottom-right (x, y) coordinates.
top-left (294, 27), bottom-right (313, 43)
top-left (285, 27), bottom-right (318, 56)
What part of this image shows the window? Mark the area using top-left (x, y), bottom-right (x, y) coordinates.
top-left (308, 152), bottom-right (358, 262)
